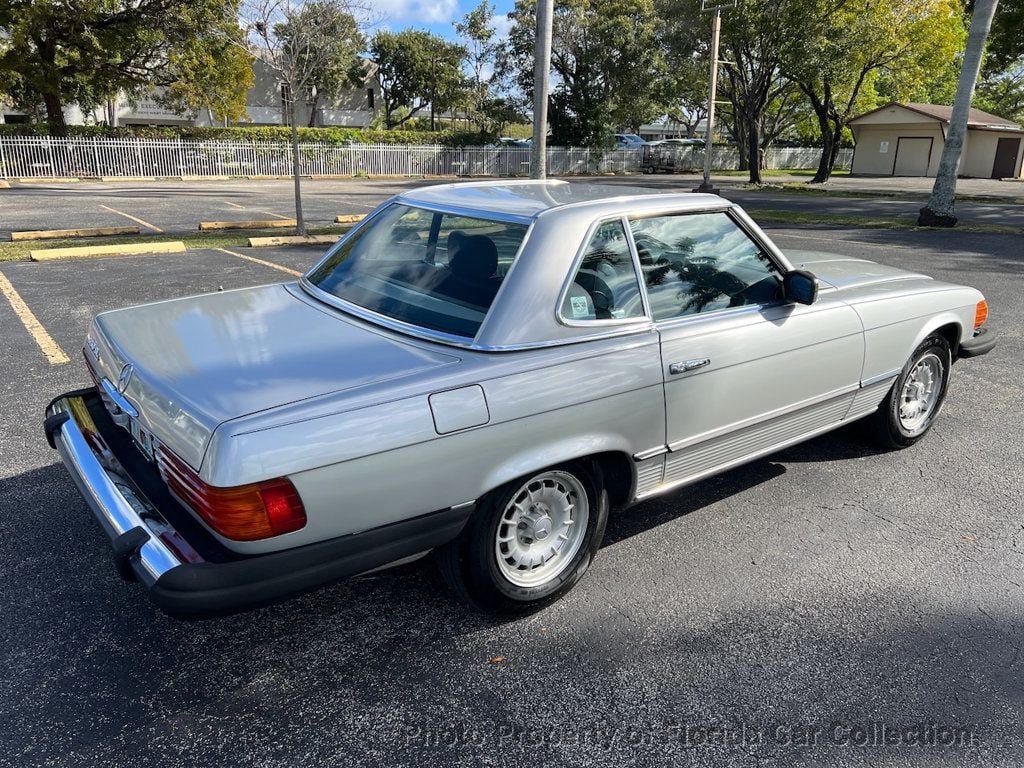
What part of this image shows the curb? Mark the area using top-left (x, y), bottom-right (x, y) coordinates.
top-left (30, 241), bottom-right (187, 261)
top-left (99, 176), bottom-right (157, 182)
top-left (335, 214), bottom-right (366, 224)
top-left (12, 226), bottom-right (140, 242)
top-left (199, 219), bottom-right (296, 231)
top-left (248, 234), bottom-right (342, 247)
top-left (0, 180), bottom-right (10, 189)
top-left (16, 177), bottom-right (80, 183)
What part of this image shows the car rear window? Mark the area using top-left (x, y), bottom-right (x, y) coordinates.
top-left (306, 204), bottom-right (529, 338)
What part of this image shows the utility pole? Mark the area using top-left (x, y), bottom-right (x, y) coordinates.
top-left (695, 0), bottom-right (734, 194)
top-left (531, 0), bottom-right (554, 179)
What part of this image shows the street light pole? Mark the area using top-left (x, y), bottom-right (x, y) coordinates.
top-left (695, 0), bottom-right (733, 194)
top-left (531, 0), bottom-right (553, 179)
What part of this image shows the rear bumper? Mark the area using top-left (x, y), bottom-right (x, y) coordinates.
top-left (45, 389), bottom-right (474, 619)
top-left (959, 327), bottom-right (996, 358)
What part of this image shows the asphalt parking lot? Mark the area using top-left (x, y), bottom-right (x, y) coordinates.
top-left (2, 174), bottom-right (1023, 239)
top-left (0, 211), bottom-right (1021, 766)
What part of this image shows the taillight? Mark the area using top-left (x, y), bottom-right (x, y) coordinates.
top-left (157, 447), bottom-right (306, 540)
top-left (974, 299), bottom-right (988, 330)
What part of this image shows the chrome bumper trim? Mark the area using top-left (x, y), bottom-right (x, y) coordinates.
top-left (47, 394), bottom-right (183, 585)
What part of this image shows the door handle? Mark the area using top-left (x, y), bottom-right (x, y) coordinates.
top-left (669, 358), bottom-right (711, 375)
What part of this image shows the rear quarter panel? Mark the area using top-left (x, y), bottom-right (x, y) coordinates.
top-left (203, 332), bottom-right (665, 554)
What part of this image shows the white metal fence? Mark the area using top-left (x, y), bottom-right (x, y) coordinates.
top-left (0, 136), bottom-right (852, 179)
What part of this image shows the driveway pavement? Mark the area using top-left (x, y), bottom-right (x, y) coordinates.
top-left (0, 226), bottom-right (1020, 767)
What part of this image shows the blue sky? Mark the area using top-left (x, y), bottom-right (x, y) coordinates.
top-left (370, 0), bottom-right (516, 41)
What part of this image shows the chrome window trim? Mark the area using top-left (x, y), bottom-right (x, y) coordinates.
top-left (296, 280), bottom-right (479, 349)
top-left (392, 196), bottom-right (535, 225)
top-left (555, 214), bottom-right (652, 329)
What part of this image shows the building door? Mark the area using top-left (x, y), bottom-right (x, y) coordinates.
top-left (992, 137), bottom-right (1021, 179)
top-left (892, 137), bottom-right (933, 176)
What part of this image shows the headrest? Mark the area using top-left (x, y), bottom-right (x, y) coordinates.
top-left (450, 234), bottom-right (498, 281)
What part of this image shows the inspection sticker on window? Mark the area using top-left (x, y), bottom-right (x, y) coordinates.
top-left (570, 295), bottom-right (590, 318)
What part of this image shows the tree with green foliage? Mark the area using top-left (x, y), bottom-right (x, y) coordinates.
top-left (975, 0), bottom-right (1024, 124)
top-left (371, 29), bottom-right (466, 129)
top-left (456, 1), bottom-right (500, 131)
top-left (503, 0), bottom-right (671, 148)
top-left (0, 0), bottom-right (252, 136)
top-left (781, 0), bottom-right (965, 184)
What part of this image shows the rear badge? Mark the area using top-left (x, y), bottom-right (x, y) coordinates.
top-left (117, 363), bottom-right (134, 394)
top-left (86, 337), bottom-right (101, 363)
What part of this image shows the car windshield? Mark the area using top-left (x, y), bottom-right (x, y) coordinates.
top-left (306, 204), bottom-right (530, 338)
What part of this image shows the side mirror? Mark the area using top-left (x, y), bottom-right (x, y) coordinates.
top-left (784, 269), bottom-right (818, 305)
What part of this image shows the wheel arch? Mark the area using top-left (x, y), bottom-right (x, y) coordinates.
top-left (913, 316), bottom-right (962, 359)
top-left (480, 438), bottom-right (636, 510)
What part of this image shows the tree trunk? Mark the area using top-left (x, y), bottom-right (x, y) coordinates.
top-left (919, 0), bottom-right (999, 227)
top-left (288, 103), bottom-right (306, 237)
top-left (747, 113), bottom-right (762, 184)
top-left (810, 108), bottom-right (834, 184)
top-left (42, 92), bottom-right (68, 137)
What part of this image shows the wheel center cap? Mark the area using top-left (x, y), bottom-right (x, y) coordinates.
top-left (533, 516), bottom-right (552, 540)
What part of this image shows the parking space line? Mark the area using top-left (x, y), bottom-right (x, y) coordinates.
top-left (224, 201), bottom-right (246, 209)
top-left (260, 210), bottom-right (294, 221)
top-left (216, 248), bottom-right (302, 277)
top-left (98, 204), bottom-right (164, 233)
top-left (0, 271), bottom-right (70, 365)
top-left (769, 231), bottom-right (906, 249)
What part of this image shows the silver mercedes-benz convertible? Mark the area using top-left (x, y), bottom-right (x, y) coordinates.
top-left (45, 180), bottom-right (996, 618)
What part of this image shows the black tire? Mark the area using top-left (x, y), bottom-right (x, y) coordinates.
top-left (868, 333), bottom-right (952, 449)
top-left (435, 462), bottom-right (608, 613)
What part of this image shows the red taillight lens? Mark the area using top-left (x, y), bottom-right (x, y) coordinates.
top-left (974, 299), bottom-right (988, 330)
top-left (157, 447), bottom-right (306, 540)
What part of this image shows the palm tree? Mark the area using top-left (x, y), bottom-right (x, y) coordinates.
top-left (918, 0), bottom-right (1000, 227)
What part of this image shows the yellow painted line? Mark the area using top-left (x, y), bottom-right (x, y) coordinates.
top-left (247, 235), bottom-right (341, 248)
top-left (31, 241), bottom-right (186, 261)
top-left (0, 271), bottom-right (70, 365)
top-left (335, 214), bottom-right (367, 224)
top-left (12, 226), bottom-right (139, 241)
top-left (216, 248), bottom-right (302, 277)
top-left (99, 204), bottom-right (164, 233)
top-left (199, 218), bottom-right (296, 231)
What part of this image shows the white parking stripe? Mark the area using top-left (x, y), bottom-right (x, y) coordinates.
top-left (216, 248), bottom-right (302, 277)
top-left (98, 204), bottom-right (164, 233)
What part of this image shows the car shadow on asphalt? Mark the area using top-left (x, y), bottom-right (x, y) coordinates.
top-left (5, 462), bottom-right (1022, 765)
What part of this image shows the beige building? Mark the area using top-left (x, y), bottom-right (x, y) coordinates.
top-left (1, 57), bottom-right (380, 129)
top-left (849, 102), bottom-right (1024, 179)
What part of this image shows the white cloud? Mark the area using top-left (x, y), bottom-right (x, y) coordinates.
top-left (372, 0), bottom-right (459, 24)
top-left (489, 12), bottom-right (512, 39)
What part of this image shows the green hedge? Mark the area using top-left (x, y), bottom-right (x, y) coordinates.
top-left (0, 123), bottom-right (494, 146)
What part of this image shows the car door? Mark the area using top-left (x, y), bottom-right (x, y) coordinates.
top-left (627, 209), bottom-right (865, 492)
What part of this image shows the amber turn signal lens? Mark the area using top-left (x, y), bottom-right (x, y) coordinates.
top-left (974, 299), bottom-right (988, 330)
top-left (157, 447), bottom-right (306, 540)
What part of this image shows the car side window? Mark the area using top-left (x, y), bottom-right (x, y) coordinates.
top-left (560, 219), bottom-right (645, 322)
top-left (629, 211), bottom-right (783, 321)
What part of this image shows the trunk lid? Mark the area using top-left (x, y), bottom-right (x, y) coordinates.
top-left (88, 283), bottom-right (459, 470)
